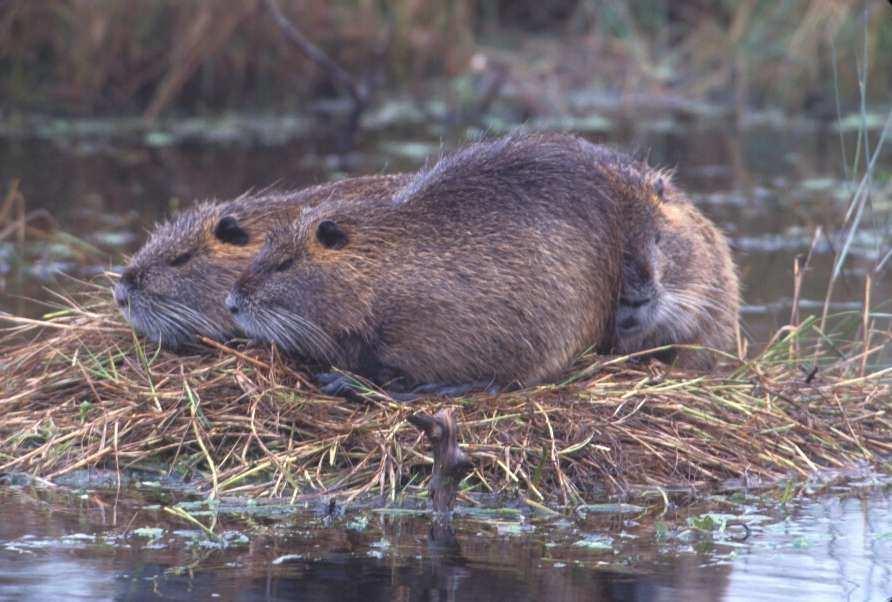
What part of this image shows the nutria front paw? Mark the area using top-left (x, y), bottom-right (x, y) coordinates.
top-left (409, 381), bottom-right (499, 398)
top-left (315, 372), bottom-right (360, 397)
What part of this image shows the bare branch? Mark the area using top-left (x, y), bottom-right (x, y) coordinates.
top-left (408, 408), bottom-right (473, 514)
top-left (264, 0), bottom-right (368, 110)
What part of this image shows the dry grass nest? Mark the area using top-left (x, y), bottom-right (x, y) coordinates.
top-left (1, 281), bottom-right (890, 507)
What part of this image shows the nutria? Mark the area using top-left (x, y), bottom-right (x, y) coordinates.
top-left (226, 133), bottom-right (626, 395)
top-left (609, 164), bottom-right (740, 370)
top-left (113, 174), bottom-right (409, 349)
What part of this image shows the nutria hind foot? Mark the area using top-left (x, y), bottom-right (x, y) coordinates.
top-left (315, 372), bottom-right (499, 401)
top-left (315, 371), bottom-right (414, 401)
top-left (315, 372), bottom-right (367, 397)
top-left (408, 381), bottom-right (500, 398)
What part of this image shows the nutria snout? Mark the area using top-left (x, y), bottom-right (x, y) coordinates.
top-left (224, 292), bottom-right (239, 315)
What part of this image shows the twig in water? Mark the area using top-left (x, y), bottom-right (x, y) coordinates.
top-left (407, 409), bottom-right (473, 514)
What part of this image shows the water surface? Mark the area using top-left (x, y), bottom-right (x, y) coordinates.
top-left (1, 118), bottom-right (890, 346)
top-left (0, 475), bottom-right (889, 601)
top-left (1, 116), bottom-right (890, 601)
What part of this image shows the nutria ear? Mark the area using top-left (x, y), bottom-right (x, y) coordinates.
top-left (214, 216), bottom-right (249, 246)
top-left (316, 220), bottom-right (348, 249)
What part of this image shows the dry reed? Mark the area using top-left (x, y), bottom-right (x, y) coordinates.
top-left (1, 279), bottom-right (888, 506)
top-left (0, 1), bottom-right (883, 117)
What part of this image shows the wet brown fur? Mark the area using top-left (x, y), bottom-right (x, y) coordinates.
top-left (230, 133), bottom-right (628, 389)
top-left (606, 155), bottom-right (740, 370)
top-left (114, 174), bottom-right (409, 348)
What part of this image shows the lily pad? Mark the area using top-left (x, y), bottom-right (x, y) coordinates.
top-left (272, 554), bottom-right (303, 565)
top-left (132, 527), bottom-right (164, 539)
top-left (346, 516), bottom-right (369, 531)
top-left (573, 534), bottom-right (614, 550)
top-left (455, 507), bottom-right (523, 521)
top-left (577, 503), bottom-right (645, 516)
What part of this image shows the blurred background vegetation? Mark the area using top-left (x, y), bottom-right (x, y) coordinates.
top-left (1, 0), bottom-right (888, 121)
top-left (1, 0), bottom-right (890, 346)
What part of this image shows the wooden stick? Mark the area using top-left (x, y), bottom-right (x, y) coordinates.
top-left (407, 409), bottom-right (472, 514)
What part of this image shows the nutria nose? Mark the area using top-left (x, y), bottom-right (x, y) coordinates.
top-left (620, 296), bottom-right (651, 309)
top-left (113, 282), bottom-right (129, 307)
top-left (225, 293), bottom-right (239, 314)
top-left (619, 316), bottom-right (639, 331)
top-left (120, 268), bottom-right (138, 289)
top-left (115, 269), bottom-right (139, 307)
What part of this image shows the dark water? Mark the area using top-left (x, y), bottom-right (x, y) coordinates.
top-left (1, 117), bottom-right (891, 600)
top-left (1, 118), bottom-right (890, 345)
top-left (0, 474), bottom-right (890, 601)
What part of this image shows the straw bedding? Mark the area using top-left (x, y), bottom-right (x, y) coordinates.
top-left (1, 282), bottom-right (889, 505)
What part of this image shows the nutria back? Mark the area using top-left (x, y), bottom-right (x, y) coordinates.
top-left (228, 133), bottom-right (626, 389)
top-left (114, 174), bottom-right (409, 348)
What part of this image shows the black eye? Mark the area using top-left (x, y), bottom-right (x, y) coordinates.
top-left (169, 251), bottom-right (193, 267)
top-left (214, 215), bottom-right (249, 246)
top-left (316, 220), bottom-right (348, 250)
top-left (654, 232), bottom-right (662, 245)
top-left (275, 258), bottom-right (294, 272)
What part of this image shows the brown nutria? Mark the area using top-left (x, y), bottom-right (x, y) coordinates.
top-left (226, 133), bottom-right (626, 395)
top-left (606, 161), bottom-right (740, 370)
top-left (113, 174), bottom-right (409, 349)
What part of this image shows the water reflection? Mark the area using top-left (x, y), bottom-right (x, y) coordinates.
top-left (1, 124), bottom-right (890, 599)
top-left (1, 122), bottom-right (889, 348)
top-left (724, 488), bottom-right (892, 601)
top-left (0, 481), bottom-right (889, 601)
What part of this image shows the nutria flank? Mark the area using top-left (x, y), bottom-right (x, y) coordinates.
top-left (113, 174), bottom-right (409, 349)
top-left (226, 133), bottom-right (626, 394)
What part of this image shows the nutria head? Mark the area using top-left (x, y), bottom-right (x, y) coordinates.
top-left (115, 175), bottom-right (409, 350)
top-left (113, 201), bottom-right (256, 348)
top-left (225, 201), bottom-right (381, 363)
top-left (616, 178), bottom-right (739, 368)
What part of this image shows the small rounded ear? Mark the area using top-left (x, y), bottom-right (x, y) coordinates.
top-left (316, 220), bottom-right (348, 249)
top-left (214, 216), bottom-right (249, 246)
